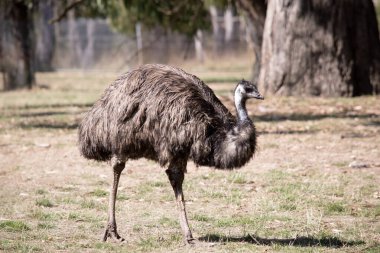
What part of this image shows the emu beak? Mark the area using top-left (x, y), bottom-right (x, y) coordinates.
top-left (250, 92), bottom-right (264, 100)
top-left (256, 94), bottom-right (264, 100)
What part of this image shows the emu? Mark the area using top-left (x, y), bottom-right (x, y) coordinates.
top-left (78, 64), bottom-right (263, 244)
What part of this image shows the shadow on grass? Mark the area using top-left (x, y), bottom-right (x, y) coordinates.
top-left (18, 122), bottom-right (79, 130)
top-left (199, 234), bottom-right (364, 248)
top-left (2, 102), bottom-right (93, 110)
top-left (18, 111), bottom-right (79, 118)
top-left (365, 120), bottom-right (380, 127)
top-left (253, 112), bottom-right (378, 122)
top-left (258, 129), bottom-right (318, 135)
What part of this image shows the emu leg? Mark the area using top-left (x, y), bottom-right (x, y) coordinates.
top-left (166, 164), bottom-right (194, 244)
top-left (103, 158), bottom-right (125, 242)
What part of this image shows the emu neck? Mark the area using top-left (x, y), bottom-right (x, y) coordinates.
top-left (234, 92), bottom-right (250, 123)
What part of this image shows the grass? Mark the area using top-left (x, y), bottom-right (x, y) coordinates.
top-left (325, 202), bottom-right (346, 214)
top-left (37, 222), bottom-right (55, 229)
top-left (0, 69), bottom-right (379, 252)
top-left (80, 199), bottom-right (98, 209)
top-left (30, 209), bottom-right (57, 221)
top-left (0, 220), bottom-right (30, 232)
top-left (90, 188), bottom-right (108, 197)
top-left (35, 198), bottom-right (54, 208)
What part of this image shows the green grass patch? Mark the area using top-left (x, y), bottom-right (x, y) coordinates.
top-left (57, 186), bottom-right (78, 192)
top-left (192, 213), bottom-right (214, 222)
top-left (35, 189), bottom-right (47, 195)
top-left (206, 191), bottom-right (225, 198)
top-left (68, 212), bottom-right (81, 220)
top-left (215, 216), bottom-right (257, 228)
top-left (80, 199), bottom-right (97, 209)
top-left (0, 240), bottom-right (41, 252)
top-left (279, 203), bottom-right (297, 211)
top-left (117, 193), bottom-right (129, 201)
top-left (149, 181), bottom-right (166, 187)
top-left (332, 162), bottom-right (347, 168)
top-left (228, 172), bottom-right (248, 184)
top-left (0, 220), bottom-right (30, 232)
top-left (137, 237), bottom-right (159, 251)
top-left (67, 212), bottom-right (100, 222)
top-left (36, 198), bottom-right (54, 207)
top-left (373, 205), bottom-right (380, 217)
top-left (37, 222), bottom-right (55, 229)
top-left (265, 169), bottom-right (292, 182)
top-left (359, 184), bottom-right (377, 197)
top-left (30, 209), bottom-right (57, 221)
top-left (365, 245), bottom-right (380, 253)
top-left (59, 197), bottom-right (76, 205)
top-left (93, 242), bottom-right (118, 251)
top-left (325, 202), bottom-right (346, 214)
top-left (158, 217), bottom-right (178, 227)
top-left (137, 182), bottom-right (155, 196)
top-left (132, 224), bottom-right (142, 232)
top-left (358, 204), bottom-right (380, 218)
top-left (90, 188), bottom-right (108, 197)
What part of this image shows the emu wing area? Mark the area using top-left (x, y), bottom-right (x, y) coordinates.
top-left (78, 64), bottom-right (234, 166)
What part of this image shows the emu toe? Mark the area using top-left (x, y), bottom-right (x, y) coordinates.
top-left (185, 237), bottom-right (196, 245)
top-left (103, 226), bottom-right (125, 243)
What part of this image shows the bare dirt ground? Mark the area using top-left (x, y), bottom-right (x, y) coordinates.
top-left (0, 68), bottom-right (379, 252)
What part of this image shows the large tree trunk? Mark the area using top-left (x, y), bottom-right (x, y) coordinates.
top-left (34, 0), bottom-right (55, 72)
top-left (224, 4), bottom-right (240, 51)
top-left (0, 1), bottom-right (35, 90)
top-left (209, 5), bottom-right (225, 55)
top-left (259, 0), bottom-right (380, 96)
top-left (235, 0), bottom-right (267, 82)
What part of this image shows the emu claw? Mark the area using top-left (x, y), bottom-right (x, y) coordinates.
top-left (103, 226), bottom-right (125, 243)
top-left (185, 237), bottom-right (196, 245)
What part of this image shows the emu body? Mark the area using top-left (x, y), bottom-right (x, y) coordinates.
top-left (78, 64), bottom-right (263, 243)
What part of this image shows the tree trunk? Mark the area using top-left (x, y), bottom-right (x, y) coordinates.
top-left (259, 0), bottom-right (380, 96)
top-left (224, 4), bottom-right (240, 51)
top-left (34, 0), bottom-right (55, 72)
top-left (0, 1), bottom-right (35, 90)
top-left (194, 30), bottom-right (204, 63)
top-left (209, 5), bottom-right (225, 55)
top-left (235, 0), bottom-right (267, 82)
top-left (81, 19), bottom-right (96, 69)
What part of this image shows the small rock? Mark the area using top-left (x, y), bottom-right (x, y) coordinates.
top-left (373, 191), bottom-right (380, 199)
top-left (258, 105), bottom-right (274, 113)
top-left (332, 229), bottom-right (342, 234)
top-left (45, 170), bottom-right (58, 174)
top-left (34, 142), bottom-right (51, 148)
top-left (348, 161), bottom-right (369, 169)
top-left (99, 174), bottom-right (107, 178)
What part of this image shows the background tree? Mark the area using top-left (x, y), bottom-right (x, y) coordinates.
top-left (2, 0), bottom-right (380, 96)
top-left (34, 0), bottom-right (55, 71)
top-left (0, 0), bottom-right (35, 90)
top-left (238, 0), bottom-right (380, 96)
top-left (235, 0), bottom-right (266, 82)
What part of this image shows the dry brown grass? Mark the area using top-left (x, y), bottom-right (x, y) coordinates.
top-left (0, 65), bottom-right (379, 252)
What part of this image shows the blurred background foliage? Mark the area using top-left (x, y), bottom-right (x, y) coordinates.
top-left (1, 0), bottom-right (380, 96)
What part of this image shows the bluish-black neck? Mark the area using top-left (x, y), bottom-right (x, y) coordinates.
top-left (235, 92), bottom-right (250, 123)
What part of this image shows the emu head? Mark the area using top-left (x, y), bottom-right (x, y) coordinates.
top-left (235, 79), bottom-right (264, 100)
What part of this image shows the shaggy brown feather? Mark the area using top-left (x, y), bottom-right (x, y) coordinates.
top-left (78, 64), bottom-right (257, 169)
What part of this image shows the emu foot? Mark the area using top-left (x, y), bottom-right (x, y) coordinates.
top-left (185, 236), bottom-right (196, 245)
top-left (103, 225), bottom-right (125, 242)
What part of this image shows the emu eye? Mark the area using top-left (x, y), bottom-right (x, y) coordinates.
top-left (245, 87), bottom-right (253, 93)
